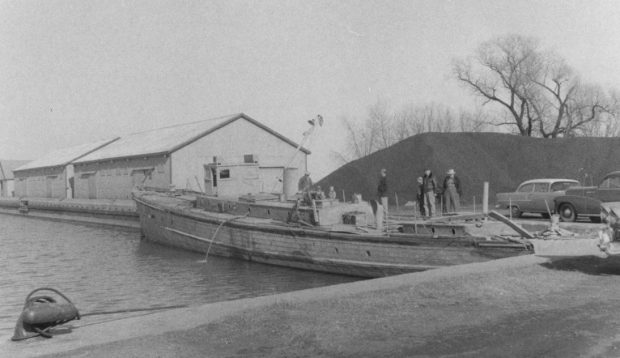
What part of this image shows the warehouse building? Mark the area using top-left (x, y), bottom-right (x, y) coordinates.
top-left (13, 138), bottom-right (119, 199)
top-left (72, 113), bottom-right (310, 199)
top-left (0, 160), bottom-right (30, 197)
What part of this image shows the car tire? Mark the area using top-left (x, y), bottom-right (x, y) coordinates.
top-left (558, 203), bottom-right (577, 222)
top-left (510, 206), bottom-right (521, 218)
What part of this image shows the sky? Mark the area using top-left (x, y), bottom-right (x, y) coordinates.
top-left (2, 0), bottom-right (620, 179)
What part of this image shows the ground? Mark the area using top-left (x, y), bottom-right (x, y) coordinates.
top-left (27, 254), bottom-right (620, 358)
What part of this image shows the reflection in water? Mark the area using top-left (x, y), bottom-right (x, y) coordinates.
top-left (0, 215), bottom-right (359, 334)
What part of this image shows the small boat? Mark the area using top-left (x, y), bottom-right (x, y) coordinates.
top-left (132, 162), bottom-right (532, 278)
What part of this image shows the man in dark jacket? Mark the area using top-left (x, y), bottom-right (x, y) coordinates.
top-left (298, 171), bottom-right (313, 193)
top-left (422, 169), bottom-right (437, 218)
top-left (442, 169), bottom-right (462, 213)
top-left (416, 176), bottom-right (425, 217)
top-left (377, 168), bottom-right (388, 201)
top-left (377, 168), bottom-right (388, 230)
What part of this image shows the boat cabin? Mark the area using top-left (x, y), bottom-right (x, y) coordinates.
top-left (197, 158), bottom-right (375, 227)
top-left (203, 156), bottom-right (262, 197)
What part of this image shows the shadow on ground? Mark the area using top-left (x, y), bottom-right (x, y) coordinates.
top-left (541, 255), bottom-right (620, 275)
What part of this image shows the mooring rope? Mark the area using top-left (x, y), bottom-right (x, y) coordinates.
top-left (12, 287), bottom-right (192, 341)
top-left (202, 214), bottom-right (249, 263)
top-left (80, 304), bottom-right (189, 317)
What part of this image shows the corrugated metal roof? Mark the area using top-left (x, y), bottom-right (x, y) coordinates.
top-left (74, 113), bottom-right (309, 163)
top-left (14, 138), bottom-right (119, 172)
top-left (0, 160), bottom-right (30, 179)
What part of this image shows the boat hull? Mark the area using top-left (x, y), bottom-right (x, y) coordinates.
top-left (134, 192), bottom-right (531, 278)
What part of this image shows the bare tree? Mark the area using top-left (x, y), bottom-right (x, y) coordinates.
top-left (338, 101), bottom-right (491, 162)
top-left (458, 108), bottom-right (489, 132)
top-left (528, 53), bottom-right (616, 138)
top-left (454, 34), bottom-right (541, 136)
top-left (566, 86), bottom-right (617, 137)
top-left (368, 100), bottom-right (393, 149)
top-left (340, 115), bottom-right (376, 160)
top-left (393, 103), bottom-right (460, 137)
top-left (455, 34), bottom-right (619, 138)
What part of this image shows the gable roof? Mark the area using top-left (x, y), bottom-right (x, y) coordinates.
top-left (0, 160), bottom-right (30, 180)
top-left (74, 113), bottom-right (310, 164)
top-left (14, 137), bottom-right (119, 172)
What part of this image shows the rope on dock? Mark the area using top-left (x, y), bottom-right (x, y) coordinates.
top-left (81, 305), bottom-right (189, 317)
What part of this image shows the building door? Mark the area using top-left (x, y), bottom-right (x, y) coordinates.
top-left (203, 165), bottom-right (217, 195)
top-left (132, 170), bottom-right (148, 188)
top-left (87, 174), bottom-right (97, 199)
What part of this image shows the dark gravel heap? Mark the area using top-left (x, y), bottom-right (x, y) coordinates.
top-left (318, 132), bottom-right (620, 205)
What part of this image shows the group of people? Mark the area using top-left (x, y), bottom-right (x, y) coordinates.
top-left (298, 167), bottom-right (462, 221)
top-left (377, 168), bottom-right (463, 219)
top-left (416, 168), bottom-right (462, 217)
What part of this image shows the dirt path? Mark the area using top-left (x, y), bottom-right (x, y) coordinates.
top-left (29, 255), bottom-right (620, 357)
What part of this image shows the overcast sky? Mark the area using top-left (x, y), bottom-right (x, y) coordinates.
top-left (2, 0), bottom-right (620, 179)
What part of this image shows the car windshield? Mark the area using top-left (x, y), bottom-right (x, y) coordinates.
top-left (517, 183), bottom-right (535, 193)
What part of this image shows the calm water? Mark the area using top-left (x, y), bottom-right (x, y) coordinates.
top-left (0, 215), bottom-right (359, 335)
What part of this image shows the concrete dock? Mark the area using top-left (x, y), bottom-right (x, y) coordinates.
top-left (0, 197), bottom-right (139, 229)
top-left (3, 252), bottom-right (620, 357)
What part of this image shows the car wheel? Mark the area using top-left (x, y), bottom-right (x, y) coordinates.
top-left (590, 216), bottom-right (602, 223)
top-left (558, 203), bottom-right (577, 222)
top-left (510, 206), bottom-right (521, 218)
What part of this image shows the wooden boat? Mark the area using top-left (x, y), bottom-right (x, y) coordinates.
top-left (133, 184), bottom-right (532, 278)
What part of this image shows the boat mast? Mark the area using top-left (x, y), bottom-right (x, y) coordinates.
top-left (283, 114), bottom-right (323, 170)
top-left (271, 115), bottom-right (323, 193)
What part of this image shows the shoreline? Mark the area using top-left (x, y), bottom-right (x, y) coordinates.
top-left (0, 254), bottom-right (547, 357)
top-left (0, 198), bottom-right (139, 230)
top-left (5, 253), bottom-right (620, 357)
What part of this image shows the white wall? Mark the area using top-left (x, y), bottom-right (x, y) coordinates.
top-left (0, 179), bottom-right (15, 197)
top-left (171, 118), bottom-right (307, 193)
top-left (74, 156), bottom-right (170, 199)
top-left (14, 167), bottom-right (66, 198)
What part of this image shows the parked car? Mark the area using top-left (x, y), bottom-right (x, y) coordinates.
top-left (496, 179), bottom-right (580, 218)
top-left (554, 171), bottom-right (620, 222)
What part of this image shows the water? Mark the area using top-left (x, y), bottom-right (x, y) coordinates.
top-left (0, 215), bottom-right (359, 335)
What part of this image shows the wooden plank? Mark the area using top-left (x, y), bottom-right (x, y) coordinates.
top-left (423, 212), bottom-right (487, 223)
top-left (488, 210), bottom-right (534, 239)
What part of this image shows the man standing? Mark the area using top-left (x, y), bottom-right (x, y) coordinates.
top-left (377, 168), bottom-right (388, 230)
top-left (443, 169), bottom-right (462, 214)
top-left (297, 171), bottom-right (313, 205)
top-left (416, 176), bottom-right (425, 218)
top-left (422, 169), bottom-right (437, 218)
top-left (298, 171), bottom-right (313, 193)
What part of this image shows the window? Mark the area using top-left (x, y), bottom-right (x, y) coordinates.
top-left (551, 181), bottom-right (578, 192)
top-left (517, 183), bottom-right (534, 193)
top-left (533, 182), bottom-right (549, 192)
top-left (219, 169), bottom-right (230, 179)
top-left (601, 176), bottom-right (620, 189)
